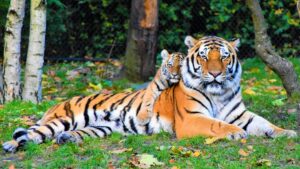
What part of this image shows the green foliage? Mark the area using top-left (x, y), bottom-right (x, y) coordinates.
top-left (0, 0), bottom-right (9, 26)
top-left (0, 0), bottom-right (299, 58)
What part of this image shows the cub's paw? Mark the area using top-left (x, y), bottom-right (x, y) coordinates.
top-left (226, 130), bottom-right (248, 140)
top-left (137, 111), bottom-right (152, 125)
top-left (56, 131), bottom-right (78, 144)
top-left (3, 140), bottom-right (19, 153)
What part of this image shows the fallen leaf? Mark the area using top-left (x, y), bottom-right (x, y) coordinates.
top-left (169, 159), bottom-right (175, 163)
top-left (268, 79), bottom-right (277, 83)
top-left (267, 86), bottom-right (283, 91)
top-left (171, 166), bottom-right (179, 169)
top-left (9, 164), bottom-right (15, 169)
top-left (110, 148), bottom-right (132, 154)
top-left (240, 139), bottom-right (247, 144)
top-left (238, 149), bottom-right (249, 156)
top-left (256, 159), bottom-right (271, 166)
top-left (192, 151), bottom-right (201, 157)
top-left (286, 158), bottom-right (296, 164)
top-left (134, 154), bottom-right (164, 168)
top-left (123, 88), bottom-right (133, 92)
top-left (205, 137), bottom-right (220, 145)
top-left (243, 88), bottom-right (256, 95)
top-left (247, 145), bottom-right (253, 151)
top-left (88, 82), bottom-right (103, 91)
top-left (249, 67), bottom-right (260, 73)
top-left (108, 161), bottom-right (116, 169)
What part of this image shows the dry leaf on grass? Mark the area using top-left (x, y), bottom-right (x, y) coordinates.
top-left (8, 164), bottom-right (15, 169)
top-left (240, 139), bottom-right (247, 144)
top-left (130, 154), bottom-right (164, 169)
top-left (238, 149), bottom-right (249, 157)
top-left (110, 148), bottom-right (132, 154)
top-left (256, 159), bottom-right (271, 166)
top-left (243, 88), bottom-right (256, 95)
top-left (204, 137), bottom-right (221, 145)
top-left (192, 151), bottom-right (201, 157)
top-left (107, 161), bottom-right (116, 169)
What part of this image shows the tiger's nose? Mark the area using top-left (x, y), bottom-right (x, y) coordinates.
top-left (209, 71), bottom-right (222, 78)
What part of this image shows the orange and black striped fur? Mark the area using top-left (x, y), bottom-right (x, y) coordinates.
top-left (3, 36), bottom-right (297, 152)
top-left (137, 49), bottom-right (185, 124)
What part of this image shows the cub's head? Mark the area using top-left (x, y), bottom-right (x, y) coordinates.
top-left (160, 49), bottom-right (186, 83)
top-left (183, 35), bottom-right (241, 95)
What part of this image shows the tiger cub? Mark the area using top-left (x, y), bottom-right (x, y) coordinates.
top-left (137, 49), bottom-right (185, 124)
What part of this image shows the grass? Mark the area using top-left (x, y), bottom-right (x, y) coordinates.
top-left (0, 58), bottom-right (299, 168)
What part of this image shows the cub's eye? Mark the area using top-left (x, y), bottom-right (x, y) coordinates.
top-left (199, 51), bottom-right (205, 55)
top-left (167, 64), bottom-right (172, 68)
top-left (224, 51), bottom-right (229, 56)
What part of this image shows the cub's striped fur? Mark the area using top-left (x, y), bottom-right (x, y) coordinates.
top-left (137, 49), bottom-right (185, 124)
top-left (3, 35), bottom-right (297, 153)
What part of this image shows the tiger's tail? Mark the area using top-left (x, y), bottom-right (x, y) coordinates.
top-left (56, 126), bottom-right (113, 144)
top-left (2, 118), bottom-right (73, 152)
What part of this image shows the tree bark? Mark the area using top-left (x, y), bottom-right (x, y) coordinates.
top-left (124, 0), bottom-right (158, 81)
top-left (2, 0), bottom-right (26, 103)
top-left (246, 0), bottom-right (300, 101)
top-left (297, 0), bottom-right (300, 17)
top-left (297, 103), bottom-right (300, 135)
top-left (22, 0), bottom-right (46, 103)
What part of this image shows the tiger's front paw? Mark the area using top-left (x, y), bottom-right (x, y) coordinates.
top-left (226, 129), bottom-right (248, 140)
top-left (3, 140), bottom-right (19, 153)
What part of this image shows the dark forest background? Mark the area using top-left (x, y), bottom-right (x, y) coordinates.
top-left (0, 0), bottom-right (299, 60)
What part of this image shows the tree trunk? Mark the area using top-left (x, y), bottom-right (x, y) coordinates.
top-left (124, 0), bottom-right (158, 81)
top-left (22, 0), bottom-right (46, 103)
top-left (2, 0), bottom-right (26, 103)
top-left (297, 103), bottom-right (300, 135)
top-left (246, 0), bottom-right (300, 101)
top-left (297, 0), bottom-right (300, 17)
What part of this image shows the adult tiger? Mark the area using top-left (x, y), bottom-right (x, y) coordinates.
top-left (3, 36), bottom-right (296, 152)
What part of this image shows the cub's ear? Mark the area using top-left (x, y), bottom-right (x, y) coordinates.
top-left (184, 35), bottom-right (197, 48)
top-left (229, 38), bottom-right (240, 51)
top-left (161, 49), bottom-right (169, 61)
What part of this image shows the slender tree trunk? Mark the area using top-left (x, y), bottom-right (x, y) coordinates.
top-left (297, 0), bottom-right (300, 17)
top-left (297, 103), bottom-right (300, 135)
top-left (246, 0), bottom-right (300, 101)
top-left (124, 0), bottom-right (158, 81)
top-left (22, 0), bottom-right (46, 103)
top-left (2, 0), bottom-right (26, 103)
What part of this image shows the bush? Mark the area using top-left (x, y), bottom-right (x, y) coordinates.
top-left (0, 0), bottom-right (299, 59)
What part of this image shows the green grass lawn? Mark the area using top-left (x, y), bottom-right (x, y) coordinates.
top-left (0, 58), bottom-right (299, 168)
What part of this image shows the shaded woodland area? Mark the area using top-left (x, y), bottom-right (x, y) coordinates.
top-left (0, 0), bottom-right (299, 102)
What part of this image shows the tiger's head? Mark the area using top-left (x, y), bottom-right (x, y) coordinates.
top-left (160, 49), bottom-right (186, 83)
top-left (182, 35), bottom-right (241, 95)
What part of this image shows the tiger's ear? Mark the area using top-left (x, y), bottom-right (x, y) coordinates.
top-left (229, 38), bottom-right (240, 51)
top-left (184, 35), bottom-right (197, 48)
top-left (161, 49), bottom-right (169, 62)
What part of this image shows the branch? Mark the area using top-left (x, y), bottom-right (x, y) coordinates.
top-left (246, 0), bottom-right (300, 101)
